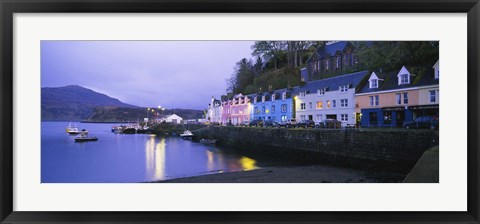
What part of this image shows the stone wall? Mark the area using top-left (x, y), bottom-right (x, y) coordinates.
top-left (192, 127), bottom-right (439, 172)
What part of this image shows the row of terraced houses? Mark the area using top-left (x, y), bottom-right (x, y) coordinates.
top-left (206, 42), bottom-right (439, 128)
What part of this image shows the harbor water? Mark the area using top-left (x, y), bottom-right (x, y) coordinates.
top-left (41, 122), bottom-right (293, 183)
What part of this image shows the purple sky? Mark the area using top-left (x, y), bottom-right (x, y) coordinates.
top-left (41, 41), bottom-right (254, 110)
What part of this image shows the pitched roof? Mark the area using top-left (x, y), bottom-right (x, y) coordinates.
top-left (356, 66), bottom-right (438, 94)
top-left (297, 70), bottom-right (370, 94)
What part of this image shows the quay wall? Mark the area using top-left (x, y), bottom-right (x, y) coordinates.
top-left (192, 127), bottom-right (439, 172)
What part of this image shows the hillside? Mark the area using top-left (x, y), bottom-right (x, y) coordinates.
top-left (41, 85), bottom-right (203, 122)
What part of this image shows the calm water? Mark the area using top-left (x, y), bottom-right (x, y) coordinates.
top-left (41, 122), bottom-right (289, 183)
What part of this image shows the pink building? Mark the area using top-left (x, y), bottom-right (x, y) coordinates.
top-left (221, 100), bottom-right (231, 125)
top-left (229, 94), bottom-right (251, 126)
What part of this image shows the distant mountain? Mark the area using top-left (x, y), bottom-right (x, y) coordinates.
top-left (41, 85), bottom-right (137, 121)
top-left (41, 85), bottom-right (204, 122)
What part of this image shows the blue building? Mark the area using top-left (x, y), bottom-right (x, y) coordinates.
top-left (251, 88), bottom-right (296, 122)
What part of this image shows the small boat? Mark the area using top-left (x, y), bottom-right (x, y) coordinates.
top-left (180, 130), bottom-right (194, 138)
top-left (66, 123), bottom-right (80, 135)
top-left (200, 139), bottom-right (217, 144)
top-left (74, 133), bottom-right (98, 142)
top-left (79, 129), bottom-right (89, 135)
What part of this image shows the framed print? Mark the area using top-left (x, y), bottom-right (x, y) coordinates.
top-left (1, 0), bottom-right (479, 223)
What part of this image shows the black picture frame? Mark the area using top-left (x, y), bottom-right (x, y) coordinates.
top-left (1, 0), bottom-right (479, 223)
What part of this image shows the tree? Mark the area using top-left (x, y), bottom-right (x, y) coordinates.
top-left (251, 41), bottom-right (286, 70)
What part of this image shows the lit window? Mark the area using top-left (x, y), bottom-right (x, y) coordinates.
top-left (316, 101), bottom-right (323, 109)
top-left (326, 100), bottom-right (331, 109)
top-left (429, 90), bottom-right (436, 103)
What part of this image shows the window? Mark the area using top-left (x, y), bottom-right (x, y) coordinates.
top-left (254, 97), bottom-right (257, 104)
top-left (316, 101), bottom-right (323, 109)
top-left (300, 91), bottom-right (306, 97)
top-left (281, 115), bottom-right (287, 121)
top-left (272, 95), bottom-right (275, 101)
top-left (429, 90), bottom-right (436, 103)
top-left (272, 105), bottom-right (276, 113)
top-left (309, 102), bottom-right (313, 109)
top-left (332, 100), bottom-right (336, 108)
top-left (262, 96), bottom-right (265, 103)
top-left (282, 92), bottom-right (286, 100)
top-left (340, 99), bottom-right (348, 107)
top-left (336, 57), bottom-right (341, 69)
top-left (399, 74), bottom-right (409, 84)
top-left (403, 92), bottom-right (408, 104)
top-left (281, 104), bottom-right (287, 113)
top-left (396, 93), bottom-right (401, 105)
top-left (317, 60), bottom-right (321, 71)
top-left (317, 88), bottom-right (325, 96)
top-left (326, 100), bottom-right (331, 109)
top-left (316, 114), bottom-right (323, 122)
top-left (383, 111), bottom-right (392, 125)
top-left (370, 79), bottom-right (378, 88)
top-left (300, 103), bottom-right (306, 110)
top-left (262, 106), bottom-right (265, 114)
top-left (370, 96), bottom-right (379, 106)
top-left (254, 107), bottom-right (259, 114)
top-left (340, 114), bottom-right (348, 122)
top-left (326, 59), bottom-right (330, 71)
top-left (340, 85), bottom-right (348, 93)
top-left (300, 115), bottom-right (306, 121)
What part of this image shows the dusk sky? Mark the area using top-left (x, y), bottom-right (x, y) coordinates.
top-left (41, 41), bottom-right (254, 110)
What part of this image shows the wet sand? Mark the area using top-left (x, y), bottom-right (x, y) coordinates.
top-left (156, 165), bottom-right (406, 183)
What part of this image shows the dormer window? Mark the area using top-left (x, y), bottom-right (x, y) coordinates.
top-left (399, 74), bottom-right (409, 84)
top-left (370, 79), bottom-right (378, 88)
top-left (339, 85), bottom-right (348, 93)
top-left (254, 97), bottom-right (257, 104)
top-left (282, 92), bottom-right (286, 100)
top-left (397, 66), bottom-right (411, 85)
top-left (326, 59), bottom-right (330, 71)
top-left (317, 88), bottom-right (326, 96)
top-left (300, 91), bottom-right (306, 97)
top-left (262, 96), bottom-right (265, 103)
top-left (272, 94), bottom-right (276, 101)
top-left (336, 57), bottom-right (341, 69)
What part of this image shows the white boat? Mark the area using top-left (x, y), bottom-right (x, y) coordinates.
top-left (180, 130), bottom-right (194, 138)
top-left (66, 123), bottom-right (80, 135)
top-left (74, 133), bottom-right (98, 142)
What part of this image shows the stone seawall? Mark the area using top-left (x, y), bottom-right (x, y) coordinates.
top-left (192, 127), bottom-right (439, 172)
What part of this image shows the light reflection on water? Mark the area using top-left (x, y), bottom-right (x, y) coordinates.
top-left (42, 122), bottom-right (266, 183)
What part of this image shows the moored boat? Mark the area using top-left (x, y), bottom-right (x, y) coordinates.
top-left (180, 130), bottom-right (194, 138)
top-left (74, 133), bottom-right (98, 142)
top-left (200, 139), bottom-right (217, 144)
top-left (66, 123), bottom-right (80, 135)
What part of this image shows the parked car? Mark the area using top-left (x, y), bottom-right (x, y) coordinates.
top-left (319, 119), bottom-right (342, 129)
top-left (277, 119), bottom-right (296, 128)
top-left (249, 119), bottom-right (264, 127)
top-left (403, 116), bottom-right (439, 130)
top-left (240, 121), bottom-right (250, 127)
top-left (295, 120), bottom-right (315, 128)
top-left (263, 119), bottom-right (276, 127)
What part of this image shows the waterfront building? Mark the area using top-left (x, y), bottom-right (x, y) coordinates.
top-left (355, 61), bottom-right (439, 127)
top-left (305, 41), bottom-right (369, 82)
top-left (251, 88), bottom-right (296, 122)
top-left (229, 93), bottom-right (252, 125)
top-left (161, 114), bottom-right (183, 124)
top-left (206, 97), bottom-right (222, 124)
top-left (294, 70), bottom-right (369, 127)
top-left (220, 99), bottom-right (232, 125)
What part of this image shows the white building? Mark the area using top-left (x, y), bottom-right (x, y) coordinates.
top-left (294, 70), bottom-right (369, 127)
top-left (161, 114), bottom-right (183, 124)
top-left (206, 97), bottom-right (222, 124)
